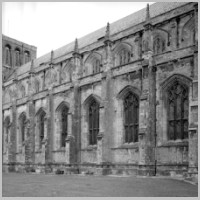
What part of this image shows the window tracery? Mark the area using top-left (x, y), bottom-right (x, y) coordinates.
top-left (167, 81), bottom-right (188, 140)
top-left (89, 99), bottom-right (99, 145)
top-left (124, 92), bottom-right (139, 143)
top-left (119, 49), bottom-right (131, 66)
top-left (153, 36), bottom-right (165, 54)
top-left (93, 59), bottom-right (101, 74)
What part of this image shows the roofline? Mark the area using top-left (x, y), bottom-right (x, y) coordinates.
top-left (2, 34), bottom-right (37, 50)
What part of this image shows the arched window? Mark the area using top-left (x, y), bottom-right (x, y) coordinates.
top-left (89, 99), bottom-right (99, 145)
top-left (93, 59), bottom-right (101, 74)
top-left (5, 116), bottom-right (10, 143)
top-left (24, 51), bottom-right (30, 64)
top-left (20, 113), bottom-right (26, 143)
top-left (15, 49), bottom-right (20, 66)
top-left (153, 37), bottom-right (165, 54)
top-left (5, 45), bottom-right (11, 66)
top-left (119, 49), bottom-right (131, 65)
top-left (124, 92), bottom-right (139, 143)
top-left (39, 111), bottom-right (46, 148)
top-left (167, 81), bottom-right (188, 140)
top-left (20, 85), bottom-right (26, 98)
top-left (61, 106), bottom-right (68, 147)
top-left (34, 79), bottom-right (40, 93)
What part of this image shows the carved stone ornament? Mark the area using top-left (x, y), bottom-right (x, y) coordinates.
top-left (97, 132), bottom-right (104, 140)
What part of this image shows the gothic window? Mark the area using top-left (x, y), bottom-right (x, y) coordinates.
top-left (24, 51), bottom-right (30, 64)
top-left (61, 106), bottom-right (68, 147)
top-left (93, 59), bottom-right (101, 74)
top-left (5, 116), bottom-right (10, 143)
top-left (89, 99), bottom-right (99, 145)
top-left (15, 49), bottom-right (20, 66)
top-left (167, 81), bottom-right (188, 140)
top-left (143, 40), bottom-right (149, 52)
top-left (5, 45), bottom-right (11, 66)
top-left (119, 49), bottom-right (131, 65)
top-left (124, 92), bottom-right (139, 143)
top-left (20, 85), bottom-right (26, 98)
top-left (20, 113), bottom-right (26, 143)
top-left (153, 37), bottom-right (165, 54)
top-left (39, 111), bottom-right (46, 148)
top-left (35, 80), bottom-right (40, 93)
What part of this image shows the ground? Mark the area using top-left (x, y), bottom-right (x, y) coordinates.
top-left (2, 173), bottom-right (198, 197)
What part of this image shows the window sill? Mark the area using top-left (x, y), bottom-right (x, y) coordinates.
top-left (52, 148), bottom-right (65, 153)
top-left (111, 142), bottom-right (139, 150)
top-left (81, 145), bottom-right (97, 151)
top-left (158, 139), bottom-right (188, 147)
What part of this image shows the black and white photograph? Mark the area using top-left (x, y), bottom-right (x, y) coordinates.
top-left (2, 1), bottom-right (198, 197)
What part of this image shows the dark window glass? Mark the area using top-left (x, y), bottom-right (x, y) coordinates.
top-left (89, 100), bottom-right (99, 145)
top-left (119, 49), bottom-right (131, 65)
top-left (15, 50), bottom-right (20, 66)
top-left (21, 114), bottom-right (26, 142)
top-left (124, 92), bottom-right (139, 143)
top-left (167, 81), bottom-right (188, 140)
top-left (39, 112), bottom-right (45, 147)
top-left (153, 37), bottom-right (165, 54)
top-left (93, 59), bottom-right (101, 74)
top-left (5, 46), bottom-right (11, 66)
top-left (61, 106), bottom-right (68, 147)
top-left (5, 117), bottom-right (10, 143)
top-left (24, 51), bottom-right (30, 64)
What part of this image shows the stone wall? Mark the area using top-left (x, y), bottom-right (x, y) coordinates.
top-left (2, 2), bottom-right (198, 178)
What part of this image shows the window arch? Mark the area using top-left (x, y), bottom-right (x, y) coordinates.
top-left (15, 48), bottom-right (21, 66)
top-left (19, 113), bottom-right (26, 143)
top-left (5, 45), bottom-right (11, 66)
top-left (123, 92), bottom-right (139, 143)
top-left (89, 99), bottom-right (99, 145)
top-left (167, 81), bottom-right (189, 140)
top-left (113, 43), bottom-right (132, 67)
top-left (56, 102), bottom-right (70, 148)
top-left (153, 36), bottom-right (165, 54)
top-left (84, 52), bottom-right (102, 75)
top-left (24, 51), bottom-right (30, 64)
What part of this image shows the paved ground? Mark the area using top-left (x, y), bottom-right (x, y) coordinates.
top-left (2, 173), bottom-right (198, 197)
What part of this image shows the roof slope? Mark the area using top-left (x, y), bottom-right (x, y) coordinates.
top-left (15, 2), bottom-right (189, 78)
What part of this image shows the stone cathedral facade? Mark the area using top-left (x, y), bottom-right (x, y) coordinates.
top-left (2, 2), bottom-right (198, 180)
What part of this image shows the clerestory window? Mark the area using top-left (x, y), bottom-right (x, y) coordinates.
top-left (119, 49), bottom-right (131, 66)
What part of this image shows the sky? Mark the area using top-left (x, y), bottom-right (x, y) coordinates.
top-left (2, 2), bottom-right (154, 58)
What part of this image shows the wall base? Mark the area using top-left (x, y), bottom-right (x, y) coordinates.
top-left (2, 162), bottom-right (193, 180)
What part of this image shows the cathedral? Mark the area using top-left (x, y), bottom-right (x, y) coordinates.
top-left (2, 2), bottom-right (198, 181)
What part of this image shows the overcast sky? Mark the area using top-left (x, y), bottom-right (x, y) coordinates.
top-left (2, 2), bottom-right (154, 58)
